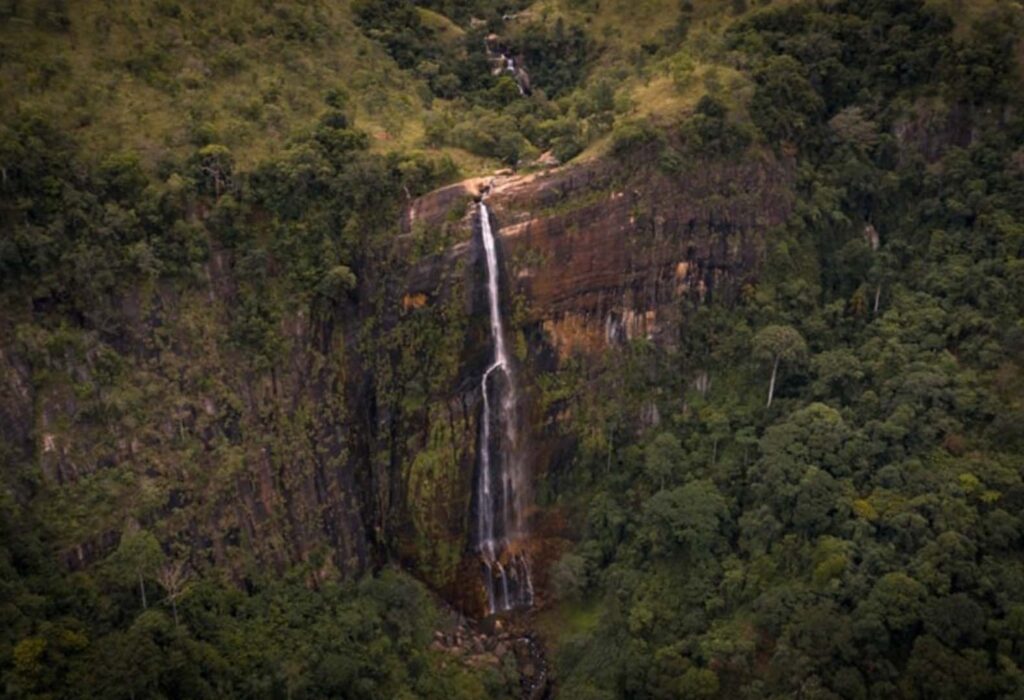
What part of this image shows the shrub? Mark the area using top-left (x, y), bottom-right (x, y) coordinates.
top-left (680, 95), bottom-right (754, 157)
top-left (610, 120), bottom-right (662, 159)
top-left (552, 134), bottom-right (584, 163)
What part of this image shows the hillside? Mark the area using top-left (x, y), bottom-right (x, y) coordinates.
top-left (3, 0), bottom-right (1024, 698)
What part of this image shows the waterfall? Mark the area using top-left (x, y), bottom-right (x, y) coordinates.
top-left (503, 55), bottom-right (527, 97)
top-left (489, 45), bottom-right (526, 96)
top-left (475, 201), bottom-right (533, 614)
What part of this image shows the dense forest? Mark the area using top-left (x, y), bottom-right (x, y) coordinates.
top-left (2, 0), bottom-right (1023, 698)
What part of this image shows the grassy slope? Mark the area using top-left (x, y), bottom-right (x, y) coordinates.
top-left (4, 0), bottom-right (1014, 177)
top-left (0, 0), bottom-right (497, 173)
top-left (519, 0), bottom-right (761, 161)
top-left (0, 0), bottom-right (764, 178)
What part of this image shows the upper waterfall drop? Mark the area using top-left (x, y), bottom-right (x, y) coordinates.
top-left (475, 199), bottom-right (533, 614)
top-left (480, 202), bottom-right (510, 377)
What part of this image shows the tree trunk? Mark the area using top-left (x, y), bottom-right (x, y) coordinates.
top-left (873, 284), bottom-right (882, 314)
top-left (138, 571), bottom-right (147, 609)
top-left (171, 597), bottom-right (179, 626)
top-left (767, 355), bottom-right (780, 408)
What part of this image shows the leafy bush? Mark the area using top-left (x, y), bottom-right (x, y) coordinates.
top-left (680, 95), bottom-right (754, 157)
top-left (451, 111), bottom-right (531, 164)
top-left (609, 120), bottom-right (662, 159)
top-left (748, 55), bottom-right (823, 144)
top-left (511, 18), bottom-right (592, 98)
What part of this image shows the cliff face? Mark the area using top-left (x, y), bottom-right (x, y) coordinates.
top-left (0, 150), bottom-right (793, 610)
top-left (397, 152), bottom-right (795, 612)
top-left (407, 154), bottom-right (794, 358)
top-left (2, 256), bottom-right (369, 578)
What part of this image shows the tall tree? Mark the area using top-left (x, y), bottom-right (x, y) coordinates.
top-left (156, 560), bottom-right (191, 626)
top-left (108, 530), bottom-right (163, 610)
top-left (753, 325), bottom-right (808, 407)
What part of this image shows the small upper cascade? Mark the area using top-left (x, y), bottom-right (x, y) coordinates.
top-left (485, 34), bottom-right (530, 96)
top-left (475, 199), bottom-right (533, 614)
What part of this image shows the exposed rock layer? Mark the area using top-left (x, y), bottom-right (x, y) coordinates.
top-left (408, 154), bottom-right (794, 358)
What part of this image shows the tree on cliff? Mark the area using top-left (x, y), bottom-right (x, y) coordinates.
top-left (753, 325), bottom-right (807, 408)
top-left (644, 431), bottom-right (685, 489)
top-left (107, 529), bottom-right (163, 610)
top-left (156, 560), bottom-right (191, 626)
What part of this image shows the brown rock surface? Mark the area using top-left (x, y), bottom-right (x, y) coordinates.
top-left (406, 154), bottom-right (795, 358)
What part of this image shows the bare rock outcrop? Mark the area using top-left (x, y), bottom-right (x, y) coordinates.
top-left (405, 153), bottom-right (795, 358)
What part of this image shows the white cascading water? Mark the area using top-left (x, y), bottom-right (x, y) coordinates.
top-left (476, 200), bottom-right (533, 614)
top-left (496, 50), bottom-right (526, 96)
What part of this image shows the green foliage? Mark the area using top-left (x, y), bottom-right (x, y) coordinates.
top-left (753, 324), bottom-right (808, 406)
top-left (752, 324), bottom-right (807, 364)
top-left (681, 95), bottom-right (755, 158)
top-left (354, 0), bottom-right (510, 102)
top-left (610, 120), bottom-right (663, 160)
top-left (551, 553), bottom-right (589, 602)
top-left (509, 18), bottom-right (592, 98)
top-left (643, 431), bottom-right (685, 489)
top-left (353, 0), bottom-right (427, 69)
top-left (640, 480), bottom-right (728, 560)
top-left (448, 108), bottom-right (532, 165)
top-left (3, 543), bottom-right (496, 700)
top-left (4, 1), bottom-right (1024, 699)
top-left (541, 2), bottom-right (1024, 698)
top-left (317, 265), bottom-right (358, 303)
top-left (748, 54), bottom-right (824, 145)
top-left (190, 144), bottom-right (235, 197)
top-left (943, 10), bottom-right (1022, 104)
top-left (106, 529), bottom-right (164, 605)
